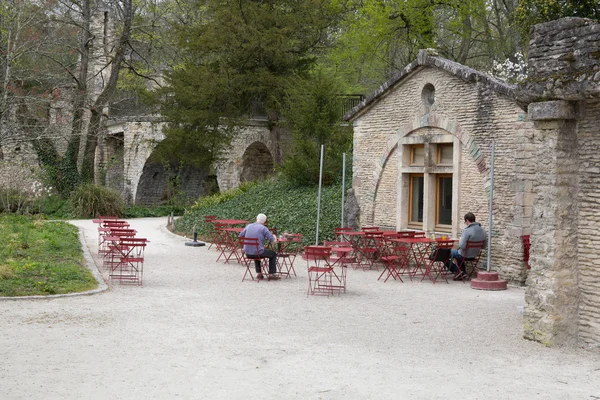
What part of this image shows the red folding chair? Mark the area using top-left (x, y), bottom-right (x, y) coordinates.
top-left (240, 237), bottom-right (270, 282)
top-left (204, 215), bottom-right (217, 249)
top-left (454, 240), bottom-right (485, 282)
top-left (378, 236), bottom-right (409, 283)
top-left (108, 237), bottom-right (149, 286)
top-left (422, 240), bottom-right (454, 284)
top-left (213, 222), bottom-right (229, 261)
top-left (361, 226), bottom-right (380, 232)
top-left (277, 234), bottom-right (302, 278)
top-left (304, 246), bottom-right (335, 296)
top-left (359, 231), bottom-right (383, 270)
top-left (334, 227), bottom-right (353, 242)
top-left (324, 241), bottom-right (357, 268)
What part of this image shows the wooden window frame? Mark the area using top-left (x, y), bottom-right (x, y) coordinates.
top-left (408, 173), bottom-right (424, 228)
top-left (437, 144), bottom-right (453, 166)
top-left (435, 174), bottom-right (452, 231)
top-left (410, 145), bottom-right (425, 166)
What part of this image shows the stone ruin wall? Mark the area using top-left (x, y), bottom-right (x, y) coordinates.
top-left (214, 121), bottom-right (274, 192)
top-left (521, 18), bottom-right (600, 346)
top-left (353, 66), bottom-right (534, 283)
top-left (576, 99), bottom-right (600, 345)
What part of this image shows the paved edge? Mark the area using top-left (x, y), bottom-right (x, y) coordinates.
top-left (0, 224), bottom-right (109, 302)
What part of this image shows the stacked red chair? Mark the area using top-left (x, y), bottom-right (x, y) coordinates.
top-left (94, 216), bottom-right (149, 286)
top-left (304, 246), bottom-right (335, 296)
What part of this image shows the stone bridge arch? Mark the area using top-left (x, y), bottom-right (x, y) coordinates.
top-left (103, 118), bottom-right (275, 204)
top-left (214, 121), bottom-right (276, 192)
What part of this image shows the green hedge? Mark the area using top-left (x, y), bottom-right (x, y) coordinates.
top-left (174, 179), bottom-right (348, 245)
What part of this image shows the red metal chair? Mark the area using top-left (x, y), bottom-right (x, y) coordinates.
top-left (412, 231), bottom-right (426, 238)
top-left (204, 215), bottom-right (217, 249)
top-left (213, 222), bottom-right (230, 261)
top-left (304, 246), bottom-right (336, 296)
top-left (277, 234), bottom-right (302, 278)
top-left (334, 227), bottom-right (353, 242)
top-left (422, 240), bottom-right (454, 284)
top-left (324, 240), bottom-right (356, 269)
top-left (454, 240), bottom-right (486, 282)
top-left (108, 237), bottom-right (148, 286)
top-left (359, 231), bottom-right (383, 270)
top-left (240, 237), bottom-right (270, 282)
top-left (361, 226), bottom-right (380, 232)
top-left (378, 237), bottom-right (409, 283)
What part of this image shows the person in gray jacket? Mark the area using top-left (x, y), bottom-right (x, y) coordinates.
top-left (449, 212), bottom-right (486, 280)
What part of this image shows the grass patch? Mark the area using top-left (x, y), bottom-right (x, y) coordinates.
top-left (174, 178), bottom-right (347, 246)
top-left (0, 215), bottom-right (97, 296)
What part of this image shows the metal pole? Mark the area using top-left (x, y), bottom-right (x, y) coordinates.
top-left (316, 145), bottom-right (324, 245)
top-left (486, 141), bottom-right (495, 272)
top-left (341, 153), bottom-right (346, 228)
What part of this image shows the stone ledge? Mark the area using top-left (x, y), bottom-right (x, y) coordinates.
top-left (528, 100), bottom-right (576, 121)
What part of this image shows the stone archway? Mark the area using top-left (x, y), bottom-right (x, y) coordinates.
top-left (239, 141), bottom-right (274, 183)
top-left (134, 140), bottom-right (215, 206)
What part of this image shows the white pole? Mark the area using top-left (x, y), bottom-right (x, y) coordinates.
top-left (341, 153), bottom-right (346, 228)
top-left (486, 141), bottom-right (495, 272)
top-left (316, 144), bottom-right (325, 245)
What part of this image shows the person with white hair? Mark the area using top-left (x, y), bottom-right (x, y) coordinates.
top-left (239, 213), bottom-right (279, 280)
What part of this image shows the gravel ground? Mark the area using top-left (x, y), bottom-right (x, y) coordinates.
top-left (1, 217), bottom-right (599, 400)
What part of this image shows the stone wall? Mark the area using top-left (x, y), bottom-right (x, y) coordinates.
top-left (521, 17), bottom-right (600, 347)
top-left (576, 99), bottom-right (600, 345)
top-left (351, 65), bottom-right (534, 283)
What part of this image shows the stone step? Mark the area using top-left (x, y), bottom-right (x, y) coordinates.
top-left (471, 271), bottom-right (507, 291)
top-left (474, 270), bottom-right (500, 281)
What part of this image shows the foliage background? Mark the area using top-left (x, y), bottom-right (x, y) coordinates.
top-left (174, 178), bottom-right (350, 246)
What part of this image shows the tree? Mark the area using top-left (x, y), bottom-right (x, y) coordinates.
top-left (159, 0), bottom-right (348, 169)
top-left (325, 0), bottom-right (525, 92)
top-left (516, 0), bottom-right (599, 42)
top-left (278, 69), bottom-right (352, 186)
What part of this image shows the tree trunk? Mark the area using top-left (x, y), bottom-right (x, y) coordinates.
top-left (79, 0), bottom-right (133, 182)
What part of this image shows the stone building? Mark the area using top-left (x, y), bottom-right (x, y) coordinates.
top-left (345, 17), bottom-right (600, 347)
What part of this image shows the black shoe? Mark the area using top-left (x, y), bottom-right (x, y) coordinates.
top-left (256, 273), bottom-right (264, 280)
top-left (453, 272), bottom-right (468, 281)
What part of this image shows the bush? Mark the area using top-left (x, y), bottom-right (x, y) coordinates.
top-left (69, 184), bottom-right (124, 218)
top-left (0, 188), bottom-right (33, 214)
top-left (174, 178), bottom-right (348, 246)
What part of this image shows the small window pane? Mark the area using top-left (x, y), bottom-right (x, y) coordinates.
top-left (410, 175), bottom-right (424, 223)
top-left (437, 176), bottom-right (452, 225)
top-left (411, 146), bottom-right (424, 165)
top-left (438, 145), bottom-right (453, 165)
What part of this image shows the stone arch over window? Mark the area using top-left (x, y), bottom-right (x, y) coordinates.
top-left (239, 141), bottom-right (274, 183)
top-left (367, 114), bottom-right (489, 223)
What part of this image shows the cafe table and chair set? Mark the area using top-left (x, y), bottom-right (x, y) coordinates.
top-left (204, 217), bottom-right (485, 296)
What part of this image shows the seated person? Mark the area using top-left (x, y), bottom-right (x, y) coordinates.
top-left (448, 212), bottom-right (486, 280)
top-left (239, 213), bottom-right (279, 280)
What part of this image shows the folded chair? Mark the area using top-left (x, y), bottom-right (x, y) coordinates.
top-left (304, 246), bottom-right (336, 296)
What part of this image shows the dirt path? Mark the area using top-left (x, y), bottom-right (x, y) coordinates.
top-left (0, 217), bottom-right (598, 399)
